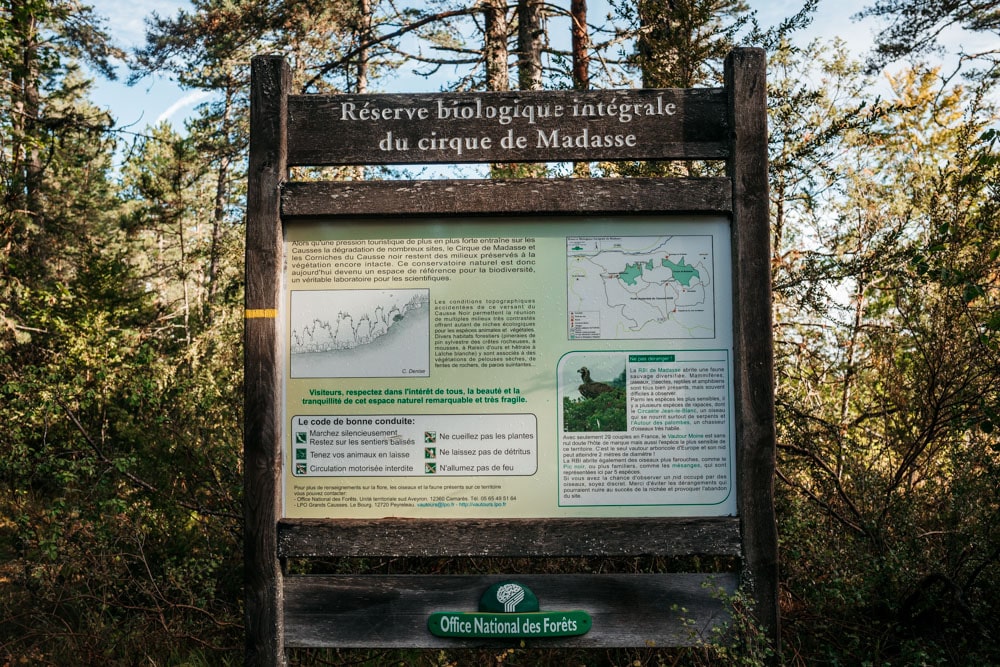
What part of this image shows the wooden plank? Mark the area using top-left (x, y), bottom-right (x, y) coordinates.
top-left (283, 573), bottom-right (736, 648)
top-left (726, 48), bottom-right (780, 651)
top-left (245, 55), bottom-right (289, 666)
top-left (287, 89), bottom-right (728, 166)
top-left (278, 517), bottom-right (742, 558)
top-left (281, 177), bottom-right (732, 218)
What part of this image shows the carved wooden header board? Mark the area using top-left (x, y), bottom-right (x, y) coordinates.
top-left (245, 49), bottom-right (777, 665)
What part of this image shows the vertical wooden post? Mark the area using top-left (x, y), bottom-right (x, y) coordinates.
top-left (245, 55), bottom-right (289, 667)
top-left (725, 47), bottom-right (780, 652)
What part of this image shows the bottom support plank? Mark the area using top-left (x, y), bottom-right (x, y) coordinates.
top-left (284, 573), bottom-right (736, 648)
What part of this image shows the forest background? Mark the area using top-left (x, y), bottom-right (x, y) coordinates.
top-left (2, 0), bottom-right (999, 665)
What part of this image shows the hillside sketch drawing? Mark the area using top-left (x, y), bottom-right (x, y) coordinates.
top-left (290, 289), bottom-right (430, 377)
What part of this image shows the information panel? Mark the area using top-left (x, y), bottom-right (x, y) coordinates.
top-left (281, 216), bottom-right (735, 518)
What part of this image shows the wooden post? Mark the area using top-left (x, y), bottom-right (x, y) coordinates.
top-left (726, 47), bottom-right (780, 652)
top-left (245, 55), bottom-right (289, 667)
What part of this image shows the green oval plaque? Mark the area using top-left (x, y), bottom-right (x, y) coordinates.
top-left (427, 581), bottom-right (592, 638)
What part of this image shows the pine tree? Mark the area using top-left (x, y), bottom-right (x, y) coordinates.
top-left (1, 0), bottom-right (122, 343)
top-left (857, 0), bottom-right (1000, 71)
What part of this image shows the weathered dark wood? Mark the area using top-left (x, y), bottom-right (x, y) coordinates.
top-left (287, 89), bottom-right (728, 166)
top-left (281, 177), bottom-right (732, 218)
top-left (283, 573), bottom-right (737, 648)
top-left (726, 48), bottom-right (780, 653)
top-left (245, 49), bottom-right (779, 659)
top-left (245, 55), bottom-right (289, 667)
top-left (278, 517), bottom-right (742, 558)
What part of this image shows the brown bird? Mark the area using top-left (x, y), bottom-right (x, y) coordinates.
top-left (578, 367), bottom-right (614, 399)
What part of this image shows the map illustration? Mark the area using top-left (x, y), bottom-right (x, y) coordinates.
top-left (290, 289), bottom-right (430, 378)
top-left (567, 236), bottom-right (714, 340)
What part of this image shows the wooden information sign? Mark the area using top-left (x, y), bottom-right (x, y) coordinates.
top-left (245, 49), bottom-right (777, 665)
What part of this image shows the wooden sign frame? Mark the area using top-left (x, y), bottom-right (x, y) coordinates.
top-left (245, 49), bottom-right (777, 665)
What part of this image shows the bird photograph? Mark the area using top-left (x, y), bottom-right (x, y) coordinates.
top-left (577, 366), bottom-right (616, 399)
top-left (562, 359), bottom-right (627, 432)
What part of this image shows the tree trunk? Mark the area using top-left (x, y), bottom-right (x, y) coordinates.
top-left (637, 0), bottom-right (676, 88)
top-left (11, 9), bottom-right (43, 228)
top-left (571, 0), bottom-right (591, 177)
top-left (357, 0), bottom-right (372, 93)
top-left (517, 0), bottom-right (543, 91)
top-left (571, 0), bottom-right (589, 91)
top-left (484, 0), bottom-right (509, 178)
top-left (207, 85), bottom-right (234, 316)
top-left (483, 0), bottom-right (509, 91)
top-left (516, 0), bottom-right (545, 176)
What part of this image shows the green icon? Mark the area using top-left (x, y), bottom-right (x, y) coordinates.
top-left (425, 447), bottom-right (436, 459)
top-left (295, 431), bottom-right (308, 444)
top-left (425, 462), bottom-right (437, 474)
top-left (295, 448), bottom-right (307, 460)
top-left (480, 582), bottom-right (539, 613)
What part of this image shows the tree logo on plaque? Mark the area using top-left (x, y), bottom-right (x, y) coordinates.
top-left (483, 582), bottom-right (536, 613)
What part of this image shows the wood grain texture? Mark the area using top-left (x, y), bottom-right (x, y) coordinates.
top-left (725, 48), bottom-right (780, 651)
top-left (278, 517), bottom-right (742, 558)
top-left (281, 177), bottom-right (732, 218)
top-left (283, 573), bottom-right (737, 648)
top-left (245, 55), bottom-right (289, 666)
top-left (245, 50), bottom-right (779, 659)
top-left (287, 89), bottom-right (728, 165)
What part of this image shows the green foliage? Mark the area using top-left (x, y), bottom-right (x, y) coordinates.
top-left (619, 0), bottom-right (751, 88)
top-left (690, 589), bottom-right (776, 667)
top-left (2, 4), bottom-right (245, 663)
top-left (563, 390), bottom-right (628, 432)
top-left (1, 248), bottom-right (246, 662)
top-left (770, 36), bottom-right (1000, 664)
top-left (858, 0), bottom-right (1000, 72)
